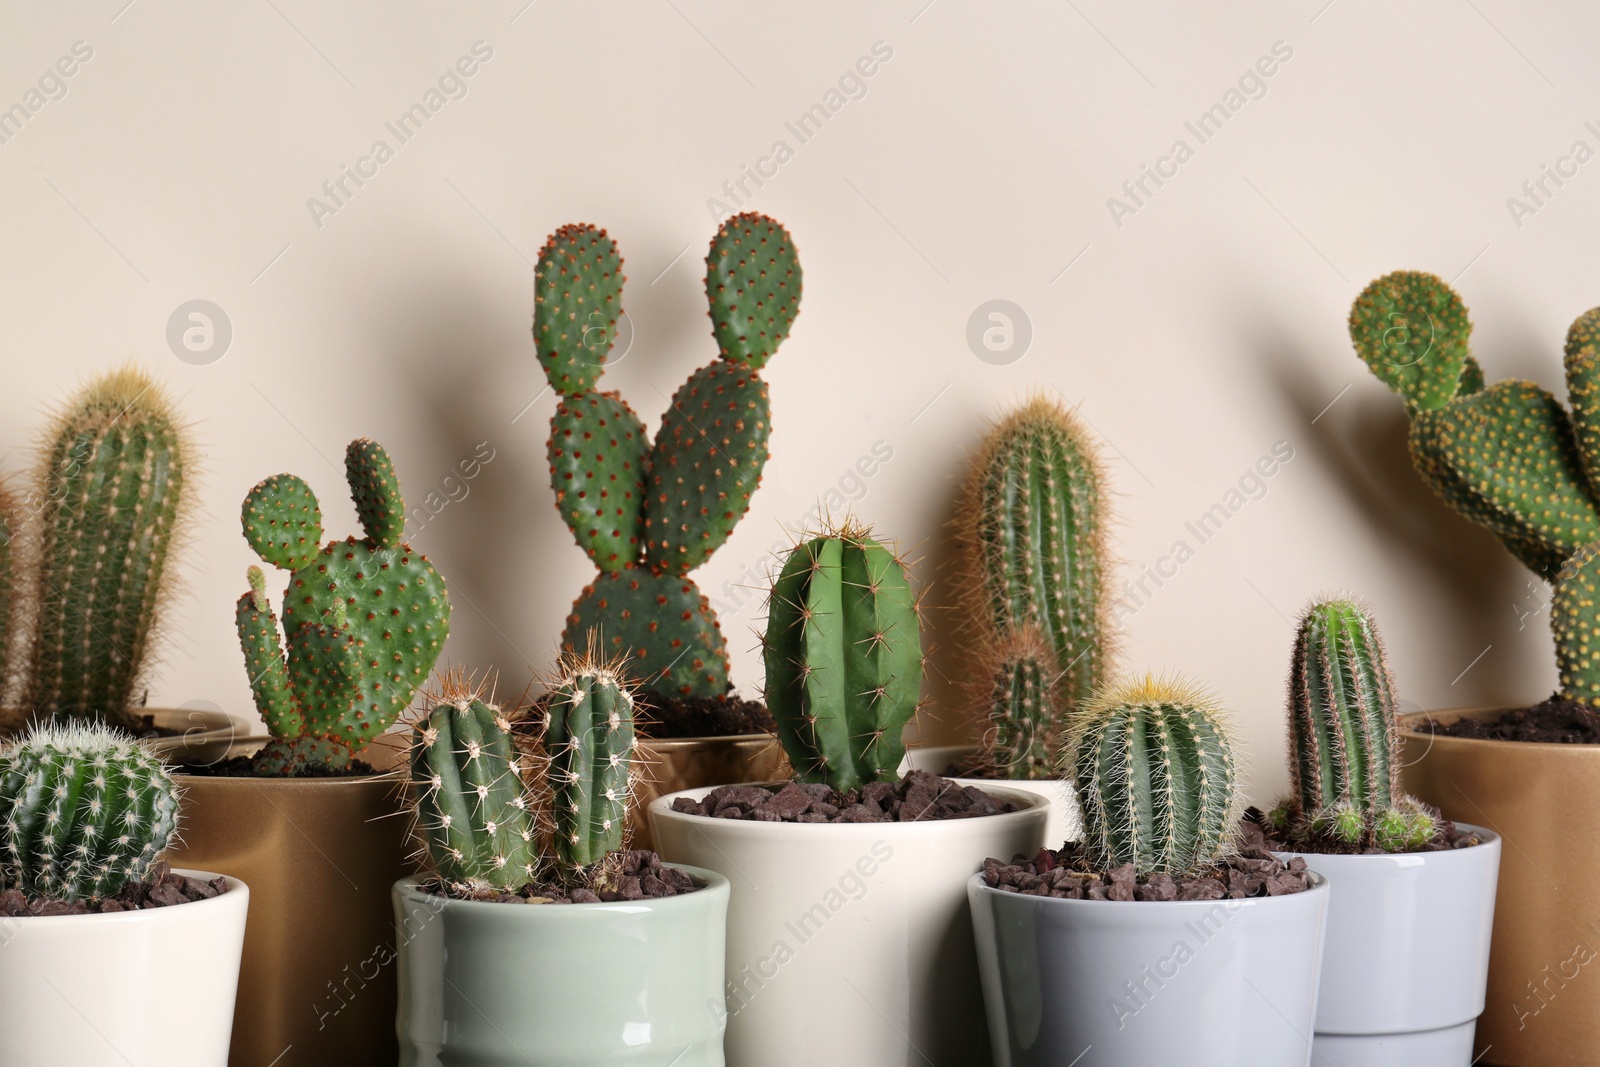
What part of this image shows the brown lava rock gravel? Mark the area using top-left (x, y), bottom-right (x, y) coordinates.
top-left (1421, 694), bottom-right (1600, 744)
top-left (670, 771), bottom-right (1017, 824)
top-left (0, 862), bottom-right (229, 916)
top-left (419, 850), bottom-right (702, 905)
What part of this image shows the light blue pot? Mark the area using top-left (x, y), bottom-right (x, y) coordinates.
top-left (393, 865), bottom-right (729, 1067)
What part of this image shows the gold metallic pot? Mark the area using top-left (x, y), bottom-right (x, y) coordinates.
top-left (167, 740), bottom-right (414, 1067)
top-left (1400, 707), bottom-right (1600, 1067)
top-left (630, 733), bottom-right (787, 851)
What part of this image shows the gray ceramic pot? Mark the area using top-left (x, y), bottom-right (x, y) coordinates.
top-left (393, 865), bottom-right (729, 1067)
top-left (969, 872), bottom-right (1330, 1066)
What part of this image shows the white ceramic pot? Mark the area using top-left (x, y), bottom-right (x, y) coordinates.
top-left (968, 872), bottom-right (1329, 1067)
top-left (1274, 825), bottom-right (1502, 1066)
top-left (0, 870), bottom-right (249, 1067)
top-left (901, 744), bottom-right (1082, 849)
top-left (651, 784), bottom-right (1048, 1067)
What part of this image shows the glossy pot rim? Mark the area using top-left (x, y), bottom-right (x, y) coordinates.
top-left (634, 733), bottom-right (778, 752)
top-left (651, 781), bottom-right (1049, 838)
top-left (1400, 706), bottom-right (1600, 755)
top-left (0, 870), bottom-right (247, 927)
top-left (392, 862), bottom-right (729, 913)
top-left (966, 868), bottom-right (1328, 908)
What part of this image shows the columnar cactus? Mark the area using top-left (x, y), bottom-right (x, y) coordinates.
top-left (544, 660), bottom-right (636, 873)
top-left (25, 367), bottom-right (192, 726)
top-left (1068, 676), bottom-right (1241, 876)
top-left (539, 214), bottom-right (801, 705)
top-left (0, 723), bottom-right (179, 902)
top-left (982, 627), bottom-right (1058, 780)
top-left (763, 520), bottom-right (922, 790)
top-left (0, 484), bottom-right (22, 710)
top-left (1276, 598), bottom-right (1438, 851)
top-left (238, 438), bottom-right (450, 775)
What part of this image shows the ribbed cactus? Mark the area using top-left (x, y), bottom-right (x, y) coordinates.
top-left (0, 484), bottom-right (21, 711)
top-left (238, 438), bottom-right (450, 775)
top-left (544, 660), bottom-right (635, 874)
top-left (1350, 271), bottom-right (1600, 703)
top-left (0, 723), bottom-right (179, 902)
top-left (410, 689), bottom-right (536, 892)
top-left (1278, 598), bottom-right (1438, 851)
top-left (1068, 676), bottom-right (1241, 876)
top-left (983, 627), bottom-right (1058, 780)
top-left (763, 520), bottom-right (922, 790)
top-left (25, 367), bottom-right (192, 726)
top-left (539, 214), bottom-right (800, 704)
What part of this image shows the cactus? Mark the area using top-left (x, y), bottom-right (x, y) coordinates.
top-left (238, 438), bottom-right (450, 775)
top-left (539, 214), bottom-right (800, 705)
top-left (24, 367), bottom-right (192, 726)
top-left (763, 519), bottom-right (922, 790)
top-left (543, 659), bottom-right (635, 874)
top-left (1277, 597), bottom-right (1439, 851)
top-left (981, 628), bottom-right (1059, 781)
top-left (0, 484), bottom-right (22, 712)
top-left (1068, 676), bottom-right (1241, 876)
top-left (0, 722), bottom-right (179, 902)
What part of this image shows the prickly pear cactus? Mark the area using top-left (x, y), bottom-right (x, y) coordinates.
top-left (0, 722), bottom-right (179, 902)
top-left (564, 568), bottom-right (730, 700)
top-left (543, 658), bottom-right (635, 875)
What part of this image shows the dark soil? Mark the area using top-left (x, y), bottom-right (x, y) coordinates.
top-left (669, 771), bottom-right (1018, 824)
top-left (636, 689), bottom-right (776, 740)
top-left (126, 713), bottom-right (182, 740)
top-left (1421, 694), bottom-right (1600, 744)
top-left (983, 829), bottom-right (1315, 902)
top-left (0, 862), bottom-right (229, 916)
top-left (178, 755), bottom-right (378, 778)
top-left (1248, 806), bottom-right (1483, 856)
top-left (417, 850), bottom-right (702, 905)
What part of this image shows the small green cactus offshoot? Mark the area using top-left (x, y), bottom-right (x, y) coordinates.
top-left (981, 627), bottom-right (1059, 781)
top-left (0, 483), bottom-right (21, 711)
top-left (542, 659), bottom-right (636, 877)
top-left (0, 722), bottom-right (180, 902)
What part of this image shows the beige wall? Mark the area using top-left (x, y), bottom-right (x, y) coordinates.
top-left (1, 0), bottom-right (1589, 804)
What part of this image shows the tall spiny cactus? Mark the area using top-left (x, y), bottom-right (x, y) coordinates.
top-left (959, 396), bottom-right (1109, 778)
top-left (0, 483), bottom-right (22, 714)
top-left (763, 519), bottom-right (922, 790)
top-left (1274, 598), bottom-right (1439, 851)
top-left (238, 438), bottom-right (450, 775)
top-left (982, 626), bottom-right (1058, 780)
top-left (543, 658), bottom-right (635, 875)
top-left (539, 214), bottom-right (801, 703)
top-left (25, 367), bottom-right (192, 726)
top-left (1068, 676), bottom-right (1241, 876)
top-left (0, 722), bottom-right (179, 902)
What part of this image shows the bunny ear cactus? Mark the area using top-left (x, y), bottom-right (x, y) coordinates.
top-left (238, 439), bottom-right (451, 776)
top-left (539, 215), bottom-right (801, 704)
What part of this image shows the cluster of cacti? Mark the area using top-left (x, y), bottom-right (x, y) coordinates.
top-left (237, 438), bottom-right (450, 776)
top-left (0, 722), bottom-right (179, 902)
top-left (1067, 676), bottom-right (1241, 876)
top-left (538, 214), bottom-right (801, 708)
top-left (763, 519), bottom-right (922, 790)
top-left (1350, 272), bottom-right (1600, 705)
top-left (958, 396), bottom-right (1110, 778)
top-left (1270, 598), bottom-right (1439, 852)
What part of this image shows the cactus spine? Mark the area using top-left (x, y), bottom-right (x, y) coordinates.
top-left (1068, 676), bottom-right (1241, 876)
top-left (764, 520), bottom-right (922, 790)
top-left (544, 662), bottom-right (635, 874)
top-left (539, 215), bottom-right (801, 703)
top-left (0, 723), bottom-right (179, 902)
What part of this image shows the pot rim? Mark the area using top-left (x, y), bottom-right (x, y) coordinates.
top-left (965, 868), bottom-right (1329, 908)
top-left (634, 732), bottom-right (778, 750)
top-left (650, 781), bottom-right (1050, 836)
top-left (1399, 706), bottom-right (1600, 752)
top-left (172, 766), bottom-right (407, 787)
top-left (1270, 821), bottom-right (1500, 863)
top-left (392, 862), bottom-right (729, 912)
top-left (1, 870), bottom-right (247, 926)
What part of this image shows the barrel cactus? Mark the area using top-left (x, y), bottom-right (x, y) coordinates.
top-left (544, 661), bottom-right (636, 874)
top-left (763, 519), bottom-right (922, 790)
top-left (539, 214), bottom-right (800, 707)
top-left (0, 722), bottom-right (179, 902)
top-left (237, 438), bottom-right (450, 775)
top-left (1068, 676), bottom-right (1241, 876)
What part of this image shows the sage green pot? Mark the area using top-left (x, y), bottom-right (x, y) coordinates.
top-left (393, 865), bottom-right (730, 1067)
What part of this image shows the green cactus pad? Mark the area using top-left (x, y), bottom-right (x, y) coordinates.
top-left (1349, 270), bottom-right (1472, 411)
top-left (545, 663), bottom-right (635, 875)
top-left (534, 224), bottom-right (625, 397)
top-left (1458, 355), bottom-right (1486, 396)
top-left (548, 391), bottom-right (649, 572)
top-left (1554, 545), bottom-right (1600, 707)
top-left (644, 361), bottom-right (771, 575)
top-left (345, 438), bottom-right (405, 548)
top-left (242, 474), bottom-right (324, 572)
top-left (252, 735), bottom-right (354, 777)
top-left (563, 568), bottom-right (729, 698)
top-left (1564, 307), bottom-right (1600, 495)
top-left (285, 617), bottom-right (363, 736)
top-left (235, 576), bottom-right (300, 738)
top-left (705, 212), bottom-right (802, 370)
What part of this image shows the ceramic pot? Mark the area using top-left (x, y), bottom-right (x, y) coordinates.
top-left (1400, 707), bottom-right (1600, 1067)
top-left (631, 734), bottom-right (788, 851)
top-left (0, 870), bottom-right (248, 1066)
top-left (1273, 824), bottom-right (1501, 1066)
top-left (968, 871), bottom-right (1329, 1066)
top-left (393, 865), bottom-right (730, 1066)
top-left (0, 706), bottom-right (242, 764)
top-left (900, 743), bottom-right (1081, 848)
top-left (167, 740), bottom-right (413, 1067)
top-left (651, 783), bottom-right (1048, 1067)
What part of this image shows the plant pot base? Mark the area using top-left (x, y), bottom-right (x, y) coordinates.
top-left (1313, 1020), bottom-right (1475, 1067)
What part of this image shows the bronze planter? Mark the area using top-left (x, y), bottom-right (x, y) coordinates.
top-left (630, 734), bottom-right (787, 851)
top-left (1400, 707), bottom-right (1600, 1067)
top-left (167, 740), bottom-right (413, 1067)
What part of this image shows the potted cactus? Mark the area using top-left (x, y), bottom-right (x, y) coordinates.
top-left (651, 518), bottom-right (1048, 1067)
top-left (394, 662), bottom-right (729, 1065)
top-left (904, 395), bottom-right (1110, 847)
top-left (533, 215), bottom-right (798, 848)
top-left (0, 723), bottom-right (248, 1066)
top-left (1347, 270), bottom-right (1600, 1066)
top-left (165, 438), bottom-right (448, 1066)
top-left (1256, 597), bottom-right (1500, 1066)
top-left (967, 677), bottom-right (1330, 1066)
